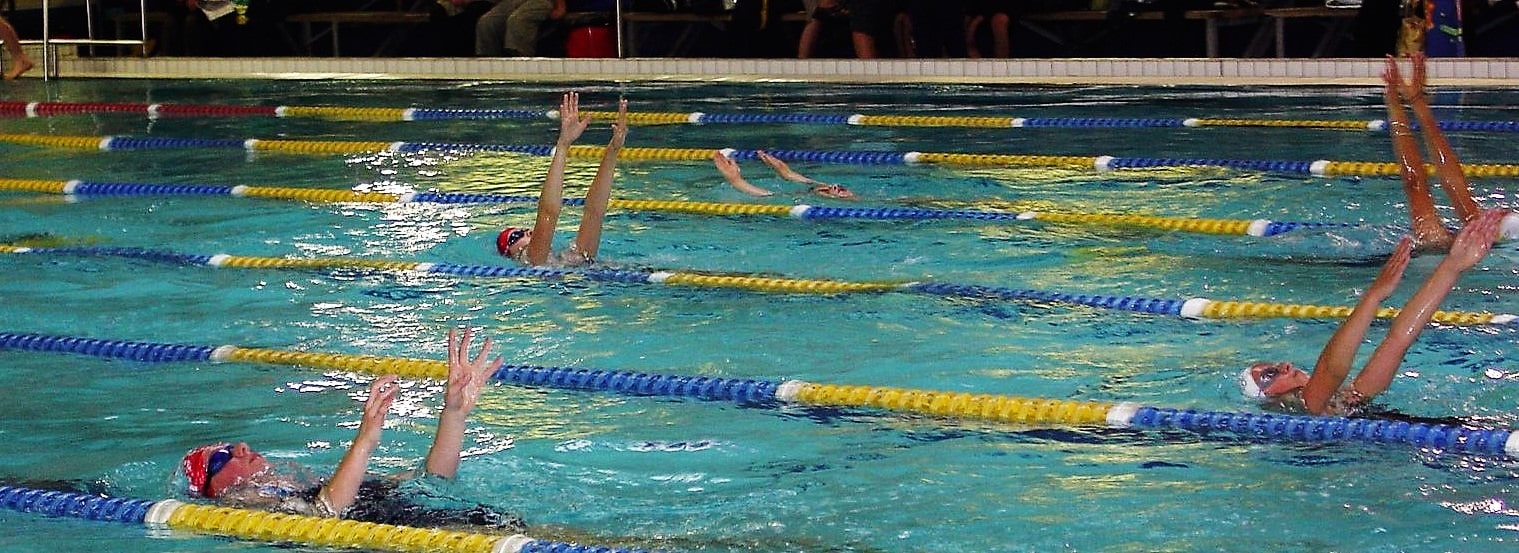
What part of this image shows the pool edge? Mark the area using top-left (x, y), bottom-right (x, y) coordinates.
top-left (32, 56), bottom-right (1519, 86)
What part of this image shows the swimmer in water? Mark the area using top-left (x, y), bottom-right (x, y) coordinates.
top-left (179, 327), bottom-right (519, 529)
top-left (712, 149), bottom-right (857, 200)
top-left (495, 91), bottom-right (628, 267)
top-left (1239, 208), bottom-right (1505, 416)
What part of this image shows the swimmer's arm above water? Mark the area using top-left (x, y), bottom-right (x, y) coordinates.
top-left (757, 150), bottom-right (856, 200)
top-left (425, 327), bottom-right (504, 479)
top-left (714, 151), bottom-right (773, 196)
top-left (1395, 54), bottom-right (1481, 224)
top-left (570, 98), bottom-right (628, 261)
top-left (1303, 236), bottom-right (1412, 414)
top-left (320, 375), bottom-right (399, 515)
top-left (1350, 209), bottom-right (1504, 401)
top-left (528, 91), bottom-right (592, 266)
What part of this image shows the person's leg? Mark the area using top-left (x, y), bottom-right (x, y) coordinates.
top-left (0, 15), bottom-right (35, 80)
top-left (964, 14), bottom-right (983, 58)
top-left (1382, 56), bottom-right (1453, 250)
top-left (988, 11), bottom-right (1009, 57)
top-left (475, 0), bottom-right (514, 56)
top-left (894, 11), bottom-right (914, 57)
top-left (502, 0), bottom-right (553, 56)
top-left (847, 0), bottom-right (885, 58)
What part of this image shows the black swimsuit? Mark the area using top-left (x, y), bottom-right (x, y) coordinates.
top-left (306, 479), bottom-right (526, 531)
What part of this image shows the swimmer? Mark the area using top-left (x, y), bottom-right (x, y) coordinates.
top-left (0, 15), bottom-right (34, 80)
top-left (495, 91), bottom-right (627, 267)
top-left (713, 149), bottom-right (857, 200)
top-left (1240, 208), bottom-right (1506, 416)
top-left (179, 327), bottom-right (518, 529)
top-left (1384, 53), bottom-right (1516, 252)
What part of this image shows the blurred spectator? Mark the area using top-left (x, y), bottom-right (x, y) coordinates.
top-left (797, 0), bottom-right (903, 58)
top-left (963, 0), bottom-right (1009, 58)
top-left (476, 0), bottom-right (561, 56)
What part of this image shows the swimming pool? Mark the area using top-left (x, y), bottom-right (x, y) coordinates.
top-left (2, 78), bottom-right (1519, 551)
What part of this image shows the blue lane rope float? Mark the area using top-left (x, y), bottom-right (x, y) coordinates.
top-left (0, 484), bottom-right (646, 553)
top-left (3, 133), bottom-right (1519, 178)
top-left (2, 331), bottom-right (1515, 458)
top-left (4, 100), bottom-right (1519, 134)
top-left (0, 177), bottom-right (1348, 237)
top-left (0, 244), bottom-right (1508, 326)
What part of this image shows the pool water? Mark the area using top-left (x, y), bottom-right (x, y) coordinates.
top-left (2, 79), bottom-right (1519, 551)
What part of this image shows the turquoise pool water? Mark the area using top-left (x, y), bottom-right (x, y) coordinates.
top-left (2, 79), bottom-right (1519, 551)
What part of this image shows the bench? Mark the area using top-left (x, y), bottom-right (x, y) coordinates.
top-left (287, 9), bottom-right (430, 56)
top-left (620, 10), bottom-right (808, 57)
top-left (1021, 8), bottom-right (1265, 58)
top-left (1262, 6), bottom-right (1356, 58)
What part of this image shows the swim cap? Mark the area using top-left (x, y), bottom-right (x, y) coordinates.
top-left (496, 227), bottom-right (527, 257)
top-left (182, 443), bottom-right (231, 498)
top-left (1500, 213), bottom-right (1519, 241)
top-left (1240, 367), bottom-right (1266, 400)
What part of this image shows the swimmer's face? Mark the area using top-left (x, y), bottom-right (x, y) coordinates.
top-left (504, 229), bottom-right (532, 259)
top-left (206, 442), bottom-right (270, 497)
top-left (1249, 362), bottom-right (1309, 398)
top-left (813, 184), bottom-right (856, 200)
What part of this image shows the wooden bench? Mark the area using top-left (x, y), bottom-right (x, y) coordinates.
top-left (287, 10), bottom-right (430, 56)
top-left (620, 10), bottom-right (807, 57)
top-left (1262, 6), bottom-right (1356, 58)
top-left (1021, 8), bottom-right (1265, 58)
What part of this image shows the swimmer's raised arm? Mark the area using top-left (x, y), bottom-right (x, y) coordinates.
top-left (1351, 208), bottom-right (1504, 401)
top-left (320, 374), bottom-right (399, 515)
top-left (527, 91), bottom-right (592, 266)
top-left (425, 328), bottom-right (504, 479)
top-left (757, 150), bottom-right (856, 200)
top-left (714, 151), bottom-right (773, 196)
top-left (571, 98), bottom-right (627, 260)
top-left (1383, 57), bottom-right (1453, 250)
top-left (1303, 236), bottom-right (1412, 414)
top-left (1398, 53), bottom-right (1482, 225)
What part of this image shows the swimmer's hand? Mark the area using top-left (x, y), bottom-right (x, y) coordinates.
top-left (445, 327), bottom-right (504, 417)
top-left (556, 91), bottom-right (592, 146)
top-left (607, 98), bottom-right (629, 150)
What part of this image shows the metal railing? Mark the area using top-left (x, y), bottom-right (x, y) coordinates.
top-left (16, 0), bottom-right (148, 79)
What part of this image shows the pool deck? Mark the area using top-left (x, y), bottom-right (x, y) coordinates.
top-left (33, 56), bottom-right (1519, 86)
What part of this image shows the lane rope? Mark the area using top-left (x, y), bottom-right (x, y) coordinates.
top-left (0, 244), bottom-right (1507, 326)
top-left (2, 331), bottom-right (1513, 458)
top-left (3, 133), bottom-right (1519, 178)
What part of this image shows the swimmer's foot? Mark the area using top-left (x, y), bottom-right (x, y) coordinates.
top-left (4, 56), bottom-right (34, 80)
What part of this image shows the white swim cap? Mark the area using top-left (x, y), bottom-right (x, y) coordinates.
top-left (1240, 367), bottom-right (1266, 400)
top-left (1500, 213), bottom-right (1519, 241)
